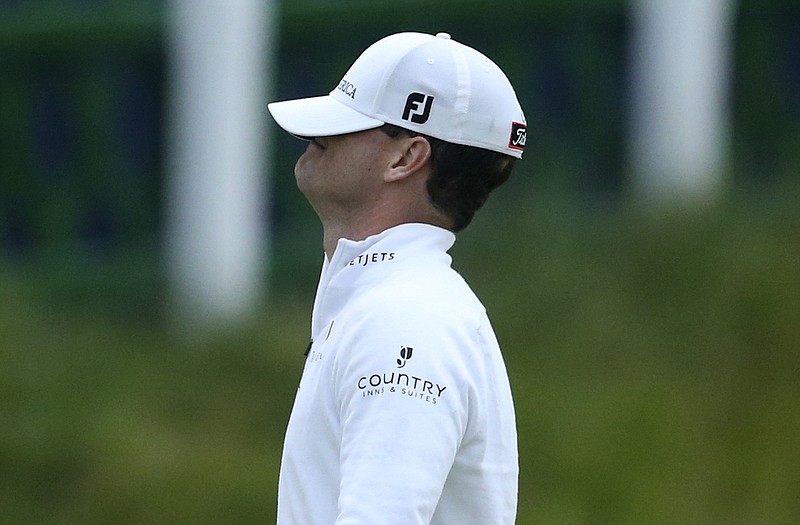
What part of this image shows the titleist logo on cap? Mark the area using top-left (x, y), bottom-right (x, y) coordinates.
top-left (509, 122), bottom-right (526, 152)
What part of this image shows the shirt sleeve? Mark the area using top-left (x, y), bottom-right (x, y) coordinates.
top-left (331, 295), bottom-right (479, 524)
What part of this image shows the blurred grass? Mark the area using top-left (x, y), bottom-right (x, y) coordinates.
top-left (458, 182), bottom-right (800, 524)
top-left (1, 183), bottom-right (799, 524)
top-left (0, 276), bottom-right (308, 524)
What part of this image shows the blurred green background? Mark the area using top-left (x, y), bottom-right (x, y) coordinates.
top-left (1, 1), bottom-right (799, 523)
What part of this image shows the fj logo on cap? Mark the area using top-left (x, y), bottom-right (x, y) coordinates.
top-left (509, 122), bottom-right (527, 151)
top-left (402, 92), bottom-right (434, 124)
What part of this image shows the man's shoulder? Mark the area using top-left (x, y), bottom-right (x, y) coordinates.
top-left (345, 268), bottom-right (485, 331)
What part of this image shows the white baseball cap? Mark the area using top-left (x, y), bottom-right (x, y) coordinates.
top-left (268, 32), bottom-right (527, 159)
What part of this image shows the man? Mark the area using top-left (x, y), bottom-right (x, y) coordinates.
top-left (268, 31), bottom-right (526, 524)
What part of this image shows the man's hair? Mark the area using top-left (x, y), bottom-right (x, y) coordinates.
top-left (381, 124), bottom-right (517, 232)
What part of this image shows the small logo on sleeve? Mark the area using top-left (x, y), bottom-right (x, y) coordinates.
top-left (396, 346), bottom-right (413, 368)
top-left (509, 122), bottom-right (527, 151)
top-left (356, 345), bottom-right (447, 405)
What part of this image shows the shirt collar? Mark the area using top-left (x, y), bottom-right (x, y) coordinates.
top-left (311, 223), bottom-right (455, 337)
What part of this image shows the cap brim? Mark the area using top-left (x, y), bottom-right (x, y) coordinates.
top-left (267, 95), bottom-right (385, 138)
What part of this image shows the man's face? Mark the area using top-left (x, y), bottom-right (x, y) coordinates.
top-left (294, 128), bottom-right (397, 214)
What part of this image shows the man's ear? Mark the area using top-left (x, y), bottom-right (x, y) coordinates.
top-left (384, 136), bottom-right (431, 183)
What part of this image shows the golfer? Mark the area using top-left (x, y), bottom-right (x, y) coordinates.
top-left (268, 31), bottom-right (526, 524)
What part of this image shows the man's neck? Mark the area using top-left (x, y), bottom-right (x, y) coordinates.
top-left (314, 190), bottom-right (453, 259)
top-left (322, 219), bottom-right (393, 260)
top-left (321, 212), bottom-right (451, 259)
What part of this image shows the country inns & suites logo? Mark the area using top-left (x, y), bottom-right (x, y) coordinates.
top-left (357, 346), bottom-right (447, 405)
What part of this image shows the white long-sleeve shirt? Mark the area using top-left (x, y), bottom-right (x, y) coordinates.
top-left (277, 223), bottom-right (518, 524)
